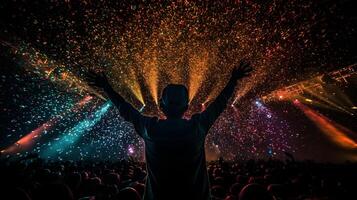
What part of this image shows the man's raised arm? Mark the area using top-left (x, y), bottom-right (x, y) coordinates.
top-left (85, 71), bottom-right (149, 136)
top-left (196, 61), bottom-right (252, 133)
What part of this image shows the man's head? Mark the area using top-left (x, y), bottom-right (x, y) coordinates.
top-left (159, 84), bottom-right (189, 119)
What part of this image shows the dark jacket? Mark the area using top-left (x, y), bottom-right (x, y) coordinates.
top-left (104, 76), bottom-right (238, 200)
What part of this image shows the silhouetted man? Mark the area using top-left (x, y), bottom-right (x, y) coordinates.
top-left (87, 61), bottom-right (252, 200)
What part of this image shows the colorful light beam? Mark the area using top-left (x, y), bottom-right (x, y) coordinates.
top-left (2, 40), bottom-right (106, 100)
top-left (1, 96), bottom-right (93, 154)
top-left (294, 100), bottom-right (357, 150)
top-left (40, 101), bottom-right (112, 158)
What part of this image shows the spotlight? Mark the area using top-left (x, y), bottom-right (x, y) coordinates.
top-left (305, 98), bottom-right (312, 102)
top-left (139, 104), bottom-right (146, 112)
top-left (293, 99), bottom-right (299, 104)
top-left (278, 95), bottom-right (283, 100)
top-left (255, 100), bottom-right (262, 107)
top-left (128, 146), bottom-right (134, 154)
top-left (201, 103), bottom-right (207, 112)
top-left (352, 106), bottom-right (357, 110)
top-left (295, 101), bottom-right (357, 149)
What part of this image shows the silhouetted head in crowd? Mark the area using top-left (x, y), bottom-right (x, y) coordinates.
top-left (132, 182), bottom-right (145, 197)
top-left (159, 84), bottom-right (189, 119)
top-left (211, 185), bottom-right (227, 199)
top-left (115, 187), bottom-right (141, 200)
top-left (37, 183), bottom-right (74, 200)
top-left (230, 183), bottom-right (244, 197)
top-left (103, 173), bottom-right (120, 186)
top-left (267, 184), bottom-right (286, 199)
top-left (239, 183), bottom-right (273, 200)
top-left (66, 172), bottom-right (82, 190)
top-left (6, 188), bottom-right (31, 200)
top-left (236, 175), bottom-right (248, 185)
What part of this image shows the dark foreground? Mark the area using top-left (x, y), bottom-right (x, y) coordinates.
top-left (0, 155), bottom-right (356, 200)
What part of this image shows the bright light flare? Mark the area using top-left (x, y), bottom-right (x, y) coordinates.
top-left (305, 98), bottom-right (313, 102)
top-left (2, 121), bottom-right (53, 154)
top-left (304, 87), bottom-right (353, 115)
top-left (200, 102), bottom-right (206, 112)
top-left (294, 101), bottom-right (357, 150)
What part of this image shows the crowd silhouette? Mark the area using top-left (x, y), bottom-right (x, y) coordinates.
top-left (0, 155), bottom-right (355, 200)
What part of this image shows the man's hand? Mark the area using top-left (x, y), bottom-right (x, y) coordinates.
top-left (232, 61), bottom-right (253, 80)
top-left (85, 70), bottom-right (110, 89)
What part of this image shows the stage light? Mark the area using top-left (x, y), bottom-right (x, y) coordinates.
top-left (200, 102), bottom-right (207, 112)
top-left (255, 100), bottom-right (263, 107)
top-left (303, 87), bottom-right (354, 115)
top-left (1, 96), bottom-right (93, 155)
top-left (294, 102), bottom-right (357, 150)
top-left (41, 101), bottom-right (112, 158)
top-left (261, 63), bottom-right (356, 110)
top-left (128, 146), bottom-right (135, 154)
top-left (139, 104), bottom-right (146, 113)
top-left (113, 67), bottom-right (145, 105)
top-left (305, 98), bottom-right (312, 102)
top-left (352, 106), bottom-right (357, 110)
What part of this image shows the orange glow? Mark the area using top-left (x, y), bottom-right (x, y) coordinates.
top-left (188, 48), bottom-right (211, 102)
top-left (305, 98), bottom-right (312, 102)
top-left (295, 101), bottom-right (357, 150)
top-left (141, 49), bottom-right (159, 105)
top-left (232, 65), bottom-right (268, 105)
top-left (79, 96), bottom-right (93, 106)
top-left (232, 82), bottom-right (252, 105)
top-left (111, 65), bottom-right (145, 105)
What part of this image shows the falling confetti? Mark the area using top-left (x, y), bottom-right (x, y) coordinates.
top-left (0, 0), bottom-right (356, 161)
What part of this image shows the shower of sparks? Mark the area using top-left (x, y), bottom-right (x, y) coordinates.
top-left (2, 41), bottom-right (107, 100)
top-left (80, 0), bottom-right (332, 114)
top-left (0, 0), bottom-right (356, 160)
